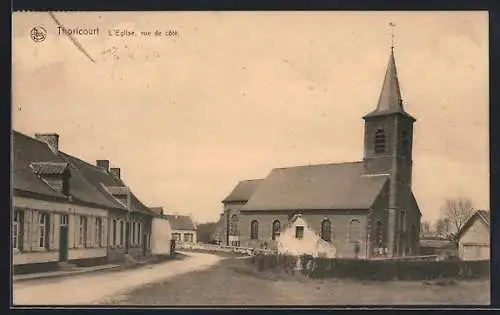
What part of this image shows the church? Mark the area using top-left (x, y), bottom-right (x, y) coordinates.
top-left (219, 47), bottom-right (422, 259)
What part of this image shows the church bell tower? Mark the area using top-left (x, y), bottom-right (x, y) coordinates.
top-left (362, 47), bottom-right (417, 257)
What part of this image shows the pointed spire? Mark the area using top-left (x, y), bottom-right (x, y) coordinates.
top-left (376, 49), bottom-right (403, 112)
top-left (363, 48), bottom-right (415, 121)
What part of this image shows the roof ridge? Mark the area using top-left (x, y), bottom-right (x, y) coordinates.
top-left (273, 160), bottom-right (363, 170)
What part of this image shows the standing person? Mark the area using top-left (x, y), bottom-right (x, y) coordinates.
top-left (354, 242), bottom-right (360, 259)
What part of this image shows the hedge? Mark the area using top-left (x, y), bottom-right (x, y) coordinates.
top-left (250, 253), bottom-right (490, 281)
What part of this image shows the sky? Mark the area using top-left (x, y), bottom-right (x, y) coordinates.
top-left (12, 11), bottom-right (489, 224)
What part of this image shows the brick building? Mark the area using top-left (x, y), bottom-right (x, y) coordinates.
top-left (220, 48), bottom-right (422, 259)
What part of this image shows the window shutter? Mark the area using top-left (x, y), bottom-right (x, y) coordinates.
top-left (31, 211), bottom-right (40, 250)
top-left (50, 214), bottom-right (56, 247)
top-left (102, 217), bottom-right (108, 247)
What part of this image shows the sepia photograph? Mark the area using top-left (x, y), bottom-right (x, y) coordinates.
top-left (11, 11), bottom-right (490, 306)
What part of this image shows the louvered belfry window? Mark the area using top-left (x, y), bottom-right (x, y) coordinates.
top-left (374, 129), bottom-right (386, 153)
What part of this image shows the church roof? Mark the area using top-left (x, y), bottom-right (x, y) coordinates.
top-left (240, 161), bottom-right (389, 211)
top-left (363, 49), bottom-right (416, 121)
top-left (222, 179), bottom-right (264, 203)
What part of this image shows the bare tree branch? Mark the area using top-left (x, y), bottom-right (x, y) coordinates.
top-left (440, 197), bottom-right (474, 238)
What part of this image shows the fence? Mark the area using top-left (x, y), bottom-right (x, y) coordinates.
top-left (176, 242), bottom-right (275, 256)
top-left (250, 253), bottom-right (490, 281)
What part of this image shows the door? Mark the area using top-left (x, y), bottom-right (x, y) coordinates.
top-left (59, 215), bottom-right (69, 261)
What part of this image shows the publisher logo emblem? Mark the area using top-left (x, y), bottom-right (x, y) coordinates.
top-left (30, 26), bottom-right (47, 42)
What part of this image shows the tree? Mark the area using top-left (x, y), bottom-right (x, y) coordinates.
top-left (440, 197), bottom-right (475, 239)
top-left (434, 218), bottom-right (449, 237)
top-left (420, 220), bottom-right (431, 234)
top-left (196, 222), bottom-right (218, 244)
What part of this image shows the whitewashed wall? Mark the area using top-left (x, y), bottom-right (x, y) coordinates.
top-left (13, 196), bottom-right (108, 265)
top-left (276, 216), bottom-right (336, 258)
top-left (151, 217), bottom-right (172, 255)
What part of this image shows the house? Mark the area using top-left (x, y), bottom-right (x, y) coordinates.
top-left (13, 131), bottom-right (158, 275)
top-left (164, 214), bottom-right (197, 244)
top-left (220, 179), bottom-right (262, 246)
top-left (62, 155), bottom-right (157, 262)
top-left (221, 48), bottom-right (422, 259)
top-left (149, 207), bottom-right (173, 256)
top-left (275, 214), bottom-right (336, 258)
top-left (419, 235), bottom-right (457, 259)
top-left (12, 132), bottom-right (113, 273)
top-left (456, 210), bottom-right (490, 261)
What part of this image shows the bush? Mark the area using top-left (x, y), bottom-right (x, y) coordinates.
top-left (249, 253), bottom-right (490, 281)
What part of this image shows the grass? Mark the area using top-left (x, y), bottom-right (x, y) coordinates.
top-left (110, 257), bottom-right (490, 306)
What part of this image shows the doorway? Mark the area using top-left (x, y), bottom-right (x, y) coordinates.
top-left (59, 215), bottom-right (69, 262)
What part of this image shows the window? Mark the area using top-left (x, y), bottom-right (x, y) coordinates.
top-left (230, 215), bottom-right (239, 235)
top-left (172, 232), bottom-right (181, 242)
top-left (112, 220), bottom-right (117, 246)
top-left (375, 220), bottom-right (384, 246)
top-left (295, 226), bottom-right (304, 239)
top-left (38, 213), bottom-right (50, 249)
top-left (349, 219), bottom-right (361, 243)
top-left (374, 129), bottom-right (386, 153)
top-left (399, 210), bottom-right (407, 232)
top-left (95, 217), bottom-right (102, 247)
top-left (132, 221), bottom-right (136, 244)
top-left (119, 221), bottom-right (124, 246)
top-left (13, 210), bottom-right (24, 251)
top-left (250, 220), bottom-right (259, 240)
top-left (272, 220), bottom-right (281, 241)
top-left (79, 216), bottom-right (87, 247)
top-left (402, 131), bottom-right (409, 150)
top-left (320, 219), bottom-right (331, 242)
top-left (184, 233), bottom-right (193, 243)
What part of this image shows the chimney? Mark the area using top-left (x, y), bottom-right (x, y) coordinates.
top-left (96, 160), bottom-right (110, 172)
top-left (110, 167), bottom-right (121, 179)
top-left (35, 133), bottom-right (59, 153)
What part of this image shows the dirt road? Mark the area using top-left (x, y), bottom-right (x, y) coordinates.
top-left (13, 252), bottom-right (223, 306)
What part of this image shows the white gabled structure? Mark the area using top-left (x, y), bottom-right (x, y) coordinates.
top-left (276, 214), bottom-right (337, 258)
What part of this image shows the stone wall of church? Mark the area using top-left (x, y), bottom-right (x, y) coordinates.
top-left (239, 210), bottom-right (370, 259)
top-left (221, 201), bottom-right (246, 246)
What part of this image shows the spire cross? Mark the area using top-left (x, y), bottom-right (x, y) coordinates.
top-left (389, 22), bottom-right (396, 50)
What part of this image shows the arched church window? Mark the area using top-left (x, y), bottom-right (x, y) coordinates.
top-left (230, 214), bottom-right (238, 235)
top-left (272, 220), bottom-right (281, 240)
top-left (349, 219), bottom-right (362, 242)
top-left (250, 220), bottom-right (259, 240)
top-left (374, 129), bottom-right (386, 153)
top-left (320, 219), bottom-right (331, 242)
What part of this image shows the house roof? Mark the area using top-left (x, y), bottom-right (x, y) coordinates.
top-left (13, 131), bottom-right (154, 216)
top-left (61, 152), bottom-right (154, 216)
top-left (456, 209), bottom-right (490, 240)
top-left (164, 214), bottom-right (196, 231)
top-left (13, 131), bottom-right (124, 209)
top-left (363, 49), bottom-right (416, 121)
top-left (419, 238), bottom-right (456, 249)
top-left (241, 161), bottom-right (390, 211)
top-left (222, 179), bottom-right (263, 203)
